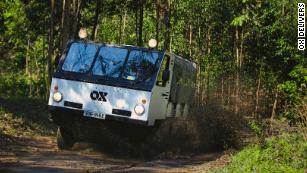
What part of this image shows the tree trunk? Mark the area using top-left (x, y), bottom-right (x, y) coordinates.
top-left (135, 7), bottom-right (139, 45)
top-left (34, 55), bottom-right (40, 96)
top-left (155, 0), bottom-right (160, 46)
top-left (72, 0), bottom-right (82, 38)
top-left (121, 10), bottom-right (127, 44)
top-left (235, 27), bottom-right (240, 114)
top-left (189, 24), bottom-right (192, 58)
top-left (119, 14), bottom-right (123, 44)
top-left (221, 77), bottom-right (224, 106)
top-left (25, 39), bottom-right (30, 75)
top-left (196, 26), bottom-right (202, 104)
top-left (25, 39), bottom-right (32, 96)
top-left (239, 27), bottom-right (244, 68)
top-left (47, 0), bottom-right (55, 98)
top-left (227, 80), bottom-right (231, 105)
top-left (61, 0), bottom-right (72, 52)
top-left (61, 0), bottom-right (66, 30)
top-left (61, 0), bottom-right (66, 29)
top-left (29, 70), bottom-right (32, 97)
top-left (138, 1), bottom-right (144, 46)
top-left (42, 36), bottom-right (46, 98)
top-left (75, 0), bottom-right (85, 37)
top-left (270, 91), bottom-right (278, 120)
top-left (197, 64), bottom-right (202, 105)
top-left (206, 27), bottom-right (211, 103)
top-left (255, 77), bottom-right (261, 119)
top-left (92, 0), bottom-right (101, 41)
top-left (163, 0), bottom-right (171, 50)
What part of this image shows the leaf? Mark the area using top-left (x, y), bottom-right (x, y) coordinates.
top-left (231, 14), bottom-right (249, 26)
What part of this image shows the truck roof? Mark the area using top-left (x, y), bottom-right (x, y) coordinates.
top-left (71, 39), bottom-right (164, 53)
top-left (70, 39), bottom-right (196, 67)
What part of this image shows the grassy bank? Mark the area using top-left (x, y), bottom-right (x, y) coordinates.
top-left (213, 132), bottom-right (307, 173)
top-left (0, 97), bottom-right (55, 138)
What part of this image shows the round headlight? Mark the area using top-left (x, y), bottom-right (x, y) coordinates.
top-left (134, 104), bottom-right (145, 115)
top-left (53, 91), bottom-right (63, 102)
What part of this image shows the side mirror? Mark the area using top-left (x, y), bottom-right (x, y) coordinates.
top-left (162, 69), bottom-right (170, 82)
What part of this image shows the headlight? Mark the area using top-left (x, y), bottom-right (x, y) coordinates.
top-left (134, 104), bottom-right (145, 115)
top-left (53, 91), bottom-right (63, 102)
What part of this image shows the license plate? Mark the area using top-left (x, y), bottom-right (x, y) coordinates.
top-left (83, 110), bottom-right (105, 119)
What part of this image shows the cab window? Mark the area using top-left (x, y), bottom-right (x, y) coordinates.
top-left (156, 54), bottom-right (170, 86)
top-left (92, 47), bottom-right (128, 78)
top-left (62, 42), bottom-right (97, 73)
top-left (122, 50), bottom-right (159, 81)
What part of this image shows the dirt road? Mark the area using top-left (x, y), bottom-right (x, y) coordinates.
top-left (0, 135), bottom-right (230, 173)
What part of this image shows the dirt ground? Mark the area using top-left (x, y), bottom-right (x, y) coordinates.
top-left (0, 135), bottom-right (231, 173)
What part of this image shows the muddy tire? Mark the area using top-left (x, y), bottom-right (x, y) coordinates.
top-left (57, 127), bottom-right (75, 150)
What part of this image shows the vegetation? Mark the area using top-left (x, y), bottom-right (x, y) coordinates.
top-left (0, 0), bottom-right (305, 118)
top-left (214, 94), bottom-right (307, 172)
top-left (0, 97), bottom-right (55, 138)
top-left (0, 0), bottom-right (306, 170)
top-left (214, 132), bottom-right (307, 173)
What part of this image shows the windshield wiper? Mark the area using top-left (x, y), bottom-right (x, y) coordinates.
top-left (97, 75), bottom-right (109, 82)
top-left (132, 80), bottom-right (143, 86)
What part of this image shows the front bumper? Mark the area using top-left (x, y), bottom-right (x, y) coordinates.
top-left (48, 106), bottom-right (148, 126)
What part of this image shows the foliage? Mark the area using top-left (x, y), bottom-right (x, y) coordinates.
top-left (214, 132), bottom-right (307, 173)
top-left (279, 65), bottom-right (307, 124)
top-left (0, 0), bottom-right (305, 122)
top-left (0, 72), bottom-right (46, 98)
top-left (0, 73), bottom-right (30, 97)
top-left (248, 120), bottom-right (263, 138)
top-left (279, 65), bottom-right (307, 100)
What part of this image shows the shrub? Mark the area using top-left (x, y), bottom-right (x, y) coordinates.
top-left (214, 132), bottom-right (307, 173)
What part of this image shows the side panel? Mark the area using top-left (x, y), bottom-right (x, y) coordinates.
top-left (48, 78), bottom-right (151, 124)
top-left (147, 54), bottom-right (174, 123)
top-left (170, 56), bottom-right (197, 104)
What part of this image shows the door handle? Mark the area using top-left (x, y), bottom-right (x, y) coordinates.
top-left (162, 93), bottom-right (169, 97)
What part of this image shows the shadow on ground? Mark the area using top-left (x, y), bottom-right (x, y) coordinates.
top-left (0, 132), bottom-right (225, 173)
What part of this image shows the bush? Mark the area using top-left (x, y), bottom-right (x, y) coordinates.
top-left (214, 132), bottom-right (307, 173)
top-left (0, 72), bottom-right (46, 97)
top-left (279, 65), bottom-right (307, 124)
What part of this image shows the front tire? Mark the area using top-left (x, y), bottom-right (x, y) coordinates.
top-left (57, 127), bottom-right (75, 150)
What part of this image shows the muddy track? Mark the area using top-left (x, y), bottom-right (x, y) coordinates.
top-left (0, 135), bottom-right (230, 173)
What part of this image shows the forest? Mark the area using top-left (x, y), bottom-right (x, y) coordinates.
top-left (0, 0), bottom-right (306, 172)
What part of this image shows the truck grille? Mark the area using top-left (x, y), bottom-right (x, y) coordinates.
top-left (64, 101), bottom-right (83, 109)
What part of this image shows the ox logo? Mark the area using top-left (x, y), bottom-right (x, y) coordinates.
top-left (90, 91), bottom-right (108, 102)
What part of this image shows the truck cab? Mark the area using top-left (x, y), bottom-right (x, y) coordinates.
top-left (48, 39), bottom-right (196, 149)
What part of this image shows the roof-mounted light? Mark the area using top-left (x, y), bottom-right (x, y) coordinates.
top-left (78, 28), bottom-right (87, 39)
top-left (148, 39), bottom-right (157, 48)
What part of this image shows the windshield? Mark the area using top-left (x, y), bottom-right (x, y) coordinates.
top-left (61, 42), bottom-right (161, 88)
top-left (122, 50), bottom-right (159, 81)
top-left (92, 47), bottom-right (128, 78)
top-left (62, 42), bottom-right (97, 73)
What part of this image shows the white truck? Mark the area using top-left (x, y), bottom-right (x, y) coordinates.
top-left (48, 39), bottom-right (197, 149)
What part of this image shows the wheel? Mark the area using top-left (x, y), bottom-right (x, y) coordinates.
top-left (56, 127), bottom-right (75, 150)
top-left (175, 103), bottom-right (182, 117)
top-left (182, 104), bottom-right (190, 117)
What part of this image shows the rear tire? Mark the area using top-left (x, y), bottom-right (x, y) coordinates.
top-left (57, 127), bottom-right (75, 150)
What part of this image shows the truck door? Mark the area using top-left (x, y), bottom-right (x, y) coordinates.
top-left (148, 53), bottom-right (173, 124)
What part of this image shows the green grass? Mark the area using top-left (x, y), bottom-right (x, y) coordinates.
top-left (0, 97), bottom-right (55, 137)
top-left (213, 132), bottom-right (307, 173)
